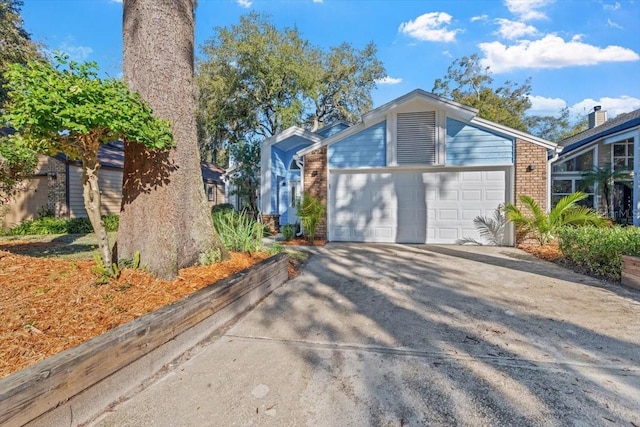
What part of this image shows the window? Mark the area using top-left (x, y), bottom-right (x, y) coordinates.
top-left (396, 111), bottom-right (436, 165)
top-left (206, 184), bottom-right (216, 202)
top-left (612, 138), bottom-right (634, 171)
top-left (290, 185), bottom-right (297, 208)
top-left (552, 149), bottom-right (594, 172)
top-left (552, 178), bottom-right (595, 208)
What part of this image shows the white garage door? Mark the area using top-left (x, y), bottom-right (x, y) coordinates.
top-left (329, 168), bottom-right (508, 244)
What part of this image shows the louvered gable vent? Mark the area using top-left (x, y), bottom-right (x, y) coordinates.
top-left (396, 111), bottom-right (436, 165)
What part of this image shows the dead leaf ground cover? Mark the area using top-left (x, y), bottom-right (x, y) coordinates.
top-left (0, 235), bottom-right (306, 379)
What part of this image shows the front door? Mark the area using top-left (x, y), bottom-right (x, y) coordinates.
top-left (288, 179), bottom-right (301, 224)
top-left (613, 181), bottom-right (633, 224)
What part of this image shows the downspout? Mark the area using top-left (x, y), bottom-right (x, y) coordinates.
top-left (634, 130), bottom-right (640, 226)
top-left (293, 153), bottom-right (304, 237)
top-left (547, 147), bottom-right (561, 212)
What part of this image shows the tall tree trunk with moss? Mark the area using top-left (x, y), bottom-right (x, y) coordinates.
top-left (119, 0), bottom-right (227, 279)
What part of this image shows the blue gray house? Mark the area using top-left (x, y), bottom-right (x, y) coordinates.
top-left (551, 107), bottom-right (640, 225)
top-left (260, 89), bottom-right (558, 244)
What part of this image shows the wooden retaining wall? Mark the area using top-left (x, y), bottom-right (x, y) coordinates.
top-left (621, 255), bottom-right (640, 291)
top-left (0, 253), bottom-right (289, 427)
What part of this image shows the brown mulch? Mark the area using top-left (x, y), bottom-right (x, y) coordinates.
top-left (518, 242), bottom-right (564, 262)
top-left (0, 245), bottom-right (277, 380)
top-left (281, 238), bottom-right (326, 246)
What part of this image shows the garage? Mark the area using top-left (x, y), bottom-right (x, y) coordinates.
top-left (329, 167), bottom-right (509, 244)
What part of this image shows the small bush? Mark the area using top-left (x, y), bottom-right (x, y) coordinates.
top-left (557, 226), bottom-right (640, 281)
top-left (102, 214), bottom-right (119, 232)
top-left (281, 224), bottom-right (296, 241)
top-left (297, 192), bottom-right (325, 245)
top-left (7, 214), bottom-right (119, 235)
top-left (211, 203), bottom-right (235, 214)
top-left (212, 210), bottom-right (264, 253)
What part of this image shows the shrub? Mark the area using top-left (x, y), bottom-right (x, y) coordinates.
top-left (6, 214), bottom-right (119, 235)
top-left (505, 192), bottom-right (607, 245)
top-left (211, 203), bottom-right (235, 214)
top-left (212, 210), bottom-right (264, 253)
top-left (102, 214), bottom-right (119, 232)
top-left (297, 192), bottom-right (325, 245)
top-left (557, 226), bottom-right (640, 281)
top-left (281, 224), bottom-right (296, 241)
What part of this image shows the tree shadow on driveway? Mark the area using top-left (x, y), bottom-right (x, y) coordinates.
top-left (235, 243), bottom-right (640, 426)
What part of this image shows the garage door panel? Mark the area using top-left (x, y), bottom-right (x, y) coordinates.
top-left (462, 209), bottom-right (482, 220)
top-left (462, 189), bottom-right (482, 201)
top-left (329, 169), bottom-right (507, 244)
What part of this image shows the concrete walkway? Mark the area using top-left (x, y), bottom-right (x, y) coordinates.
top-left (91, 244), bottom-right (640, 427)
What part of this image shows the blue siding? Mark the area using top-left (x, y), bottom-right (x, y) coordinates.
top-left (446, 118), bottom-right (513, 166)
top-left (329, 121), bottom-right (386, 168)
top-left (317, 122), bottom-right (349, 138)
top-left (271, 144), bottom-right (308, 224)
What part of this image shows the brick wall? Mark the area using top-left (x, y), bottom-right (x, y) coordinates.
top-left (514, 139), bottom-right (548, 243)
top-left (303, 147), bottom-right (327, 240)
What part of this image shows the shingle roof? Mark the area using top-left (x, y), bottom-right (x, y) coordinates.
top-left (559, 108), bottom-right (640, 156)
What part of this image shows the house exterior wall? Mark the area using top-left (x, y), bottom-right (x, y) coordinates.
top-left (515, 138), bottom-right (548, 243)
top-left (2, 155), bottom-right (67, 230)
top-left (270, 145), bottom-right (307, 224)
top-left (68, 165), bottom-right (123, 218)
top-left (205, 182), bottom-right (225, 209)
top-left (303, 146), bottom-right (328, 240)
top-left (328, 121), bottom-right (386, 168)
top-left (446, 118), bottom-right (513, 166)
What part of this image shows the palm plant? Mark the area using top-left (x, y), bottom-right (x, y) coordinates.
top-left (504, 192), bottom-right (607, 245)
top-left (458, 204), bottom-right (507, 246)
top-left (581, 165), bottom-right (632, 217)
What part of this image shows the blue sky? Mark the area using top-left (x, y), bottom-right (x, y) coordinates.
top-left (21, 0), bottom-right (640, 121)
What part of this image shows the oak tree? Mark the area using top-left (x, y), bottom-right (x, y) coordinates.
top-left (121, 0), bottom-right (228, 279)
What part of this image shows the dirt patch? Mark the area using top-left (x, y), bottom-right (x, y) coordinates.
top-left (0, 241), bottom-right (303, 380)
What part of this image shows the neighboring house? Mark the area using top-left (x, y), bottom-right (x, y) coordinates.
top-left (1, 141), bottom-right (226, 230)
top-left (260, 89), bottom-right (558, 245)
top-left (551, 107), bottom-right (639, 226)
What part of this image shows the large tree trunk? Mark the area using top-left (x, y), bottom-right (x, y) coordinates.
top-left (119, 0), bottom-right (227, 279)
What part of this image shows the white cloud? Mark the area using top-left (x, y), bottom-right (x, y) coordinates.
top-left (376, 76), bottom-right (403, 85)
top-left (313, 0), bottom-right (323, 2)
top-left (237, 0), bottom-right (252, 8)
top-left (398, 12), bottom-right (460, 43)
top-left (603, 2), bottom-right (621, 11)
top-left (479, 34), bottom-right (640, 73)
top-left (569, 96), bottom-right (640, 118)
top-left (495, 18), bottom-right (538, 39)
top-left (471, 14), bottom-right (488, 22)
top-left (527, 95), bottom-right (567, 116)
top-left (108, 0), bottom-right (122, 3)
top-left (607, 18), bottom-right (623, 29)
top-left (58, 40), bottom-right (93, 62)
top-left (504, 0), bottom-right (554, 21)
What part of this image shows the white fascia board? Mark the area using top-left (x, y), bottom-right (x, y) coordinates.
top-left (362, 89), bottom-right (478, 124)
top-left (471, 116), bottom-right (558, 151)
top-left (603, 126), bottom-right (640, 144)
top-left (262, 126), bottom-right (323, 148)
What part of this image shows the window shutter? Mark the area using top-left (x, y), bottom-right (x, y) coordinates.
top-left (396, 111), bottom-right (436, 165)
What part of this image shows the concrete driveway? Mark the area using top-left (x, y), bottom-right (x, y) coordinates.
top-left (92, 244), bottom-right (640, 427)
